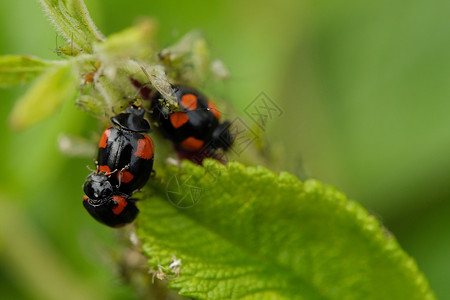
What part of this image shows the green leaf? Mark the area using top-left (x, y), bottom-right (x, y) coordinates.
top-left (0, 55), bottom-right (56, 87)
top-left (137, 160), bottom-right (435, 300)
top-left (159, 30), bottom-right (210, 85)
top-left (38, 0), bottom-right (104, 53)
top-left (94, 18), bottom-right (156, 60)
top-left (9, 62), bottom-right (79, 130)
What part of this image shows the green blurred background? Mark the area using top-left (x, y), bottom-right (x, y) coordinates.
top-left (0, 0), bottom-right (449, 299)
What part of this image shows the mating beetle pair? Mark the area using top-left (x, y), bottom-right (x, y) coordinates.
top-left (82, 106), bottom-right (154, 227)
top-left (82, 85), bottom-right (234, 227)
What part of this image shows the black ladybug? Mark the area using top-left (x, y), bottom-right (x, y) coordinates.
top-left (96, 106), bottom-right (154, 195)
top-left (151, 86), bottom-right (233, 157)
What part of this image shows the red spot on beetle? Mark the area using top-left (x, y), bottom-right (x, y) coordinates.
top-left (181, 94), bottom-right (198, 110)
top-left (118, 170), bottom-right (134, 183)
top-left (180, 137), bottom-right (204, 151)
top-left (99, 127), bottom-right (112, 148)
top-left (99, 165), bottom-right (111, 173)
top-left (112, 195), bottom-right (127, 215)
top-left (208, 101), bottom-right (221, 120)
top-left (170, 112), bottom-right (189, 128)
top-left (134, 136), bottom-right (154, 159)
